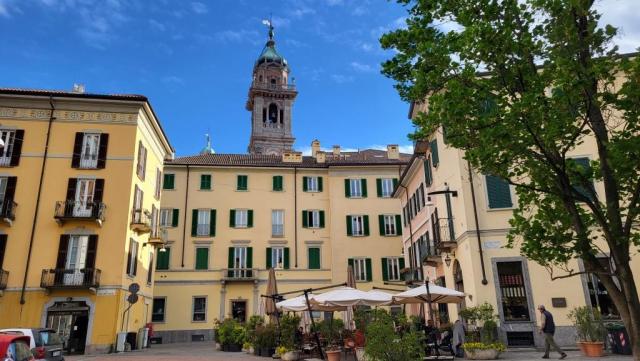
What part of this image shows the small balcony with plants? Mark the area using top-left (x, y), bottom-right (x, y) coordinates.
top-left (54, 200), bottom-right (106, 226)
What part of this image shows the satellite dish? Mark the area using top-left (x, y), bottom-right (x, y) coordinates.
top-left (128, 283), bottom-right (140, 294)
top-left (127, 294), bottom-right (139, 304)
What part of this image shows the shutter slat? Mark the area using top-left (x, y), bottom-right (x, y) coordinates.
top-left (209, 209), bottom-right (216, 236)
top-left (302, 210), bottom-right (308, 228)
top-left (378, 215), bottom-right (385, 236)
top-left (302, 176), bottom-right (308, 192)
top-left (318, 177), bottom-right (323, 192)
top-left (319, 211), bottom-right (325, 228)
top-left (363, 215), bottom-right (370, 236)
top-left (381, 258), bottom-right (389, 281)
top-left (247, 210), bottom-right (254, 227)
top-left (10, 129), bottom-right (24, 167)
top-left (365, 258), bottom-right (372, 281)
top-left (346, 216), bottom-right (352, 236)
top-left (191, 209), bottom-right (198, 236)
top-left (172, 209), bottom-right (179, 227)
top-left (376, 179), bottom-right (382, 197)
top-left (361, 179), bottom-right (368, 198)
top-left (97, 133), bottom-right (109, 169)
top-left (284, 247), bottom-right (290, 269)
top-left (430, 139), bottom-right (439, 167)
top-left (344, 179), bottom-right (351, 197)
top-left (266, 248), bottom-right (272, 269)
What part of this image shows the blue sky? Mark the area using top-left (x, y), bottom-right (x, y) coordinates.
top-left (0, 1), bottom-right (637, 156)
top-left (0, 0), bottom-right (416, 156)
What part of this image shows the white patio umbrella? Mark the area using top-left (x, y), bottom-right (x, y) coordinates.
top-left (364, 289), bottom-right (396, 305)
top-left (392, 283), bottom-right (465, 304)
top-left (276, 294), bottom-right (344, 312)
top-left (311, 286), bottom-right (393, 308)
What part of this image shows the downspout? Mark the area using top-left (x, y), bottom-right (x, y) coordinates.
top-left (467, 160), bottom-right (488, 285)
top-left (20, 96), bottom-right (56, 305)
top-left (181, 165), bottom-right (190, 268)
top-left (294, 167), bottom-right (298, 268)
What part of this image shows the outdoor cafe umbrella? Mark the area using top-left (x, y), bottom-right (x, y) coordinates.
top-left (265, 268), bottom-right (279, 322)
top-left (311, 286), bottom-right (393, 308)
top-left (276, 294), bottom-right (344, 312)
top-left (392, 283), bottom-right (465, 305)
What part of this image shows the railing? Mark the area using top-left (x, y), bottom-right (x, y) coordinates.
top-left (434, 217), bottom-right (455, 245)
top-left (79, 154), bottom-right (98, 169)
top-left (263, 122), bottom-right (284, 129)
top-left (40, 268), bottom-right (101, 289)
top-left (131, 208), bottom-right (151, 233)
top-left (272, 224), bottom-right (284, 237)
top-left (54, 201), bottom-right (105, 222)
top-left (252, 83), bottom-right (296, 91)
top-left (420, 238), bottom-right (442, 264)
top-left (0, 156), bottom-right (11, 167)
top-left (401, 267), bottom-right (423, 283)
top-left (222, 268), bottom-right (258, 281)
top-left (0, 199), bottom-right (17, 221)
top-left (0, 269), bottom-right (8, 290)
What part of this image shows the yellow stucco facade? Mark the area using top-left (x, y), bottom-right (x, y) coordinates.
top-left (0, 89), bottom-right (173, 354)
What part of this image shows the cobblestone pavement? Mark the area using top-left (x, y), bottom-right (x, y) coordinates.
top-left (66, 342), bottom-right (633, 361)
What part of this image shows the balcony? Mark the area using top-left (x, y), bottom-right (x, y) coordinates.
top-left (401, 267), bottom-right (423, 284)
top-left (54, 201), bottom-right (105, 226)
top-left (434, 217), bottom-right (456, 250)
top-left (130, 209), bottom-right (151, 234)
top-left (251, 83), bottom-right (297, 92)
top-left (0, 269), bottom-right (8, 290)
top-left (40, 268), bottom-right (101, 290)
top-left (221, 268), bottom-right (258, 283)
top-left (147, 227), bottom-right (166, 248)
top-left (0, 199), bottom-right (17, 226)
top-left (420, 239), bottom-right (442, 267)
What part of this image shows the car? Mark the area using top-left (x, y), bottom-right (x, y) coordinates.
top-left (0, 330), bottom-right (63, 361)
top-left (0, 334), bottom-right (34, 361)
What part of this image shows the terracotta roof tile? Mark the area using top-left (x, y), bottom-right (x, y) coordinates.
top-left (0, 87), bottom-right (147, 101)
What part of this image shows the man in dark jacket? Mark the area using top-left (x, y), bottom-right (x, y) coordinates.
top-left (538, 305), bottom-right (567, 359)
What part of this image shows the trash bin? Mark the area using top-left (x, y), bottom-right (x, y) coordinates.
top-left (607, 324), bottom-right (632, 355)
top-left (137, 328), bottom-right (149, 349)
top-left (116, 332), bottom-right (128, 352)
top-left (126, 332), bottom-right (138, 350)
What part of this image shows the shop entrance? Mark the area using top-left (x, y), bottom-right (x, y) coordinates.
top-left (231, 300), bottom-right (247, 323)
top-left (46, 301), bottom-right (89, 354)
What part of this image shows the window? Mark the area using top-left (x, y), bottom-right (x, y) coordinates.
top-left (346, 179), bottom-right (367, 198)
top-left (228, 246), bottom-right (253, 278)
top-left (379, 215), bottom-right (401, 236)
top-left (195, 209), bottom-right (210, 236)
top-left (195, 247), bottom-right (209, 270)
top-left (570, 157), bottom-right (597, 201)
top-left (424, 157), bottom-right (433, 186)
top-left (0, 129), bottom-right (22, 167)
top-left (272, 210), bottom-right (284, 236)
top-left (160, 209), bottom-right (172, 227)
top-left (377, 178), bottom-right (396, 198)
top-left (152, 298), bottom-right (166, 322)
top-left (163, 174), bottom-right (175, 190)
top-left (127, 239), bottom-right (138, 277)
top-left (156, 247), bottom-right (170, 270)
top-left (237, 175), bottom-right (248, 191)
top-left (486, 175), bottom-right (513, 209)
top-left (347, 215), bottom-right (369, 236)
top-left (150, 205), bottom-right (159, 236)
top-left (350, 258), bottom-right (372, 282)
top-left (382, 257), bottom-right (403, 281)
top-left (303, 176), bottom-right (322, 192)
top-left (155, 168), bottom-right (162, 199)
top-left (230, 209), bottom-right (253, 228)
top-left (68, 178), bottom-right (99, 218)
top-left (200, 174), bottom-right (212, 190)
top-left (497, 261), bottom-right (531, 322)
top-left (136, 141), bottom-right (147, 180)
top-left (586, 256), bottom-right (620, 319)
top-left (430, 139), bottom-right (439, 167)
top-left (303, 210), bottom-right (324, 228)
top-left (308, 247), bottom-right (321, 270)
top-left (269, 247), bottom-right (285, 269)
top-left (79, 133), bottom-right (100, 169)
top-left (192, 297), bottom-right (207, 322)
top-left (133, 185), bottom-right (143, 212)
top-left (273, 175), bottom-right (283, 191)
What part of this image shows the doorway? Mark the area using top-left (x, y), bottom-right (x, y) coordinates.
top-left (46, 301), bottom-right (89, 354)
top-left (231, 300), bottom-right (247, 323)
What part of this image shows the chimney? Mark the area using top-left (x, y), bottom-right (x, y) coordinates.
top-left (311, 139), bottom-right (321, 158)
top-left (316, 151), bottom-right (326, 163)
top-left (332, 145), bottom-right (341, 156)
top-left (72, 83), bottom-right (85, 94)
top-left (282, 151), bottom-right (303, 163)
top-left (387, 144), bottom-right (399, 159)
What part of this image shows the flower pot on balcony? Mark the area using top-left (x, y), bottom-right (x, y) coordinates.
top-left (578, 342), bottom-right (604, 357)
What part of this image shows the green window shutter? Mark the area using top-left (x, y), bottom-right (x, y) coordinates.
top-left (266, 248), bottom-right (272, 269)
top-left (572, 157), bottom-right (596, 200)
top-left (395, 215), bottom-right (403, 235)
top-left (378, 215), bottom-right (385, 236)
top-left (284, 247), bottom-right (290, 269)
top-left (191, 209), bottom-right (198, 236)
top-left (344, 179), bottom-right (351, 197)
top-left (163, 174), bottom-right (174, 190)
top-left (172, 209), bottom-right (179, 227)
top-left (308, 248), bottom-right (320, 270)
top-left (273, 176), bottom-right (283, 191)
top-left (381, 258), bottom-right (389, 281)
top-left (247, 210), bottom-right (254, 227)
top-left (424, 159), bottom-right (433, 186)
top-left (399, 257), bottom-right (405, 270)
top-left (319, 211), bottom-right (325, 228)
top-left (393, 178), bottom-right (399, 193)
top-left (318, 177), bottom-right (323, 192)
top-left (376, 179), bottom-right (382, 197)
top-left (363, 215), bottom-right (370, 236)
top-left (302, 211), bottom-right (308, 228)
top-left (346, 216), bottom-right (353, 236)
top-left (228, 248), bottom-right (234, 277)
top-left (486, 175), bottom-right (513, 208)
top-left (195, 248), bottom-right (209, 270)
top-left (247, 247), bottom-right (253, 268)
top-left (237, 175), bottom-right (247, 190)
top-left (229, 209), bottom-right (236, 227)
top-left (209, 210), bottom-right (216, 236)
top-left (361, 179), bottom-right (368, 198)
top-left (302, 176), bottom-right (308, 192)
top-left (200, 175), bottom-right (211, 190)
top-left (365, 258), bottom-right (372, 281)
top-left (430, 139), bottom-right (439, 167)
top-left (156, 248), bottom-right (170, 270)
top-left (348, 258), bottom-right (354, 269)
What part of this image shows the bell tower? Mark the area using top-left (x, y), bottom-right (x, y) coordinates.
top-left (246, 21), bottom-right (297, 155)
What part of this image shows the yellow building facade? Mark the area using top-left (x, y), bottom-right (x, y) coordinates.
top-left (395, 101), bottom-right (640, 348)
top-left (0, 88), bottom-right (173, 354)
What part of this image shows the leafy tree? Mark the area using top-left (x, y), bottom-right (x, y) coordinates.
top-left (364, 309), bottom-right (424, 361)
top-left (380, 0), bottom-right (640, 358)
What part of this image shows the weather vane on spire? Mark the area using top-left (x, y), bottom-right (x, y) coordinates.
top-left (262, 15), bottom-right (274, 40)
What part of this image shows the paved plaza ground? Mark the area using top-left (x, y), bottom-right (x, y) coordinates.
top-left (66, 341), bottom-right (634, 361)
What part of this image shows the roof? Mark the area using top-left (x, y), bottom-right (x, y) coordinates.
top-left (167, 149), bottom-right (411, 168)
top-left (255, 40), bottom-right (288, 69)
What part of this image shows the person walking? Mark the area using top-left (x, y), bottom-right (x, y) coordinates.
top-left (538, 305), bottom-right (567, 359)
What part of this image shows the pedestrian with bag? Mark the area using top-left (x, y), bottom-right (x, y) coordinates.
top-left (538, 305), bottom-right (567, 359)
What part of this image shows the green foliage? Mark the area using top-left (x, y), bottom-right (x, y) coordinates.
top-left (279, 314), bottom-right (301, 350)
top-left (217, 318), bottom-right (246, 346)
top-left (254, 324), bottom-right (277, 350)
top-left (459, 303), bottom-right (499, 343)
top-left (312, 318), bottom-right (345, 348)
top-left (463, 342), bottom-right (506, 352)
top-left (364, 309), bottom-right (424, 361)
top-left (568, 306), bottom-right (606, 342)
top-left (245, 315), bottom-right (264, 345)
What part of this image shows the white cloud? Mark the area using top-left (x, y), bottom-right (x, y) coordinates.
top-left (330, 74), bottom-right (354, 83)
top-left (326, 0), bottom-right (343, 5)
top-left (596, 0), bottom-right (640, 52)
top-left (0, 2), bottom-right (8, 18)
top-left (360, 43), bottom-right (373, 52)
top-left (289, 6), bottom-right (315, 19)
top-left (350, 61), bottom-right (375, 73)
top-left (148, 19), bottom-right (165, 32)
top-left (214, 29), bottom-right (260, 44)
top-left (191, 1), bottom-right (207, 14)
top-left (272, 16), bottom-right (291, 28)
top-left (162, 75), bottom-right (184, 85)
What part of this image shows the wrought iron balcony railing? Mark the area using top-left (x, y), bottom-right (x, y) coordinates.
top-left (251, 83), bottom-right (296, 91)
top-left (130, 208), bottom-right (151, 233)
top-left (0, 269), bottom-right (8, 290)
top-left (222, 268), bottom-right (258, 281)
top-left (0, 199), bottom-right (17, 223)
top-left (434, 217), bottom-right (456, 249)
top-left (54, 201), bottom-right (105, 224)
top-left (401, 267), bottom-right (423, 283)
top-left (40, 268), bottom-right (101, 289)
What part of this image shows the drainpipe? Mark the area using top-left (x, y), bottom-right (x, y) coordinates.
top-left (467, 161), bottom-right (488, 285)
top-left (20, 96), bottom-right (56, 305)
top-left (181, 165), bottom-right (190, 268)
top-left (293, 167), bottom-right (298, 268)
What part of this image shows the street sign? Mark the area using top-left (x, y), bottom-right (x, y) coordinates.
top-left (128, 283), bottom-right (140, 294)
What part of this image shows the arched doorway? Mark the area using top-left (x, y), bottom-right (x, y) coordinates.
top-left (46, 301), bottom-right (90, 354)
top-left (453, 260), bottom-right (466, 311)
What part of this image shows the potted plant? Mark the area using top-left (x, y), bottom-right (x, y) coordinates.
top-left (217, 319), bottom-right (245, 352)
top-left (254, 324), bottom-right (277, 357)
top-left (458, 303), bottom-right (505, 359)
top-left (568, 306), bottom-right (605, 357)
top-left (363, 309), bottom-right (424, 361)
top-left (278, 314), bottom-right (301, 360)
top-left (316, 318), bottom-right (344, 361)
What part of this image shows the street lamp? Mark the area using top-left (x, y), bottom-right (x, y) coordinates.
top-left (444, 253), bottom-right (452, 267)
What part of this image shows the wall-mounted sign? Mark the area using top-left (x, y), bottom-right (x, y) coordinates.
top-left (482, 240), bottom-right (502, 250)
top-left (551, 297), bottom-right (567, 308)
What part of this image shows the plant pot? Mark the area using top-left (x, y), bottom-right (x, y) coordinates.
top-left (356, 347), bottom-right (367, 361)
top-left (224, 343), bottom-right (242, 352)
top-left (326, 350), bottom-right (341, 361)
top-left (282, 351), bottom-right (299, 360)
top-left (261, 347), bottom-right (275, 357)
top-left (465, 348), bottom-right (500, 360)
top-left (578, 341), bottom-right (604, 357)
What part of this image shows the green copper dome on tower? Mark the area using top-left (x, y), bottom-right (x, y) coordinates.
top-left (255, 21), bottom-right (288, 69)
